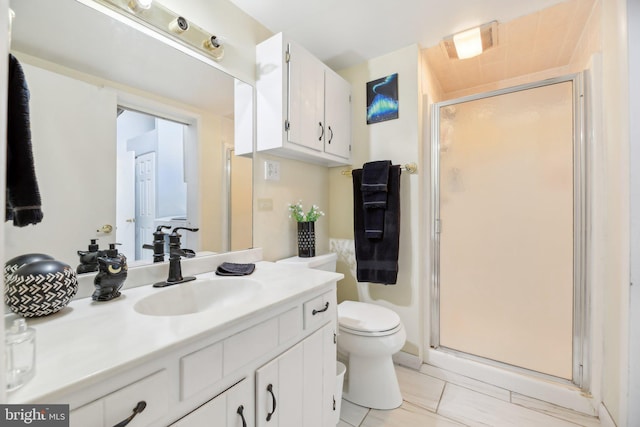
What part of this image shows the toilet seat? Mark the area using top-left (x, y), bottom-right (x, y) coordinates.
top-left (338, 301), bottom-right (401, 337)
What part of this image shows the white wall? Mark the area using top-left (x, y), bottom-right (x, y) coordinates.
top-left (329, 44), bottom-right (424, 357)
top-left (627, 0), bottom-right (640, 424)
top-left (600, 0), bottom-right (630, 424)
top-left (159, 0), bottom-right (272, 84)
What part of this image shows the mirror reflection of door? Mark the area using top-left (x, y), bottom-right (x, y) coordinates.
top-left (116, 108), bottom-right (188, 262)
top-left (134, 152), bottom-right (156, 260)
top-left (228, 148), bottom-right (253, 251)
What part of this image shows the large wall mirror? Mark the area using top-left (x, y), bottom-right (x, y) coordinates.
top-left (6, 0), bottom-right (253, 271)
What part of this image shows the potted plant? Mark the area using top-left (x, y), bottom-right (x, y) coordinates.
top-left (288, 201), bottom-right (324, 258)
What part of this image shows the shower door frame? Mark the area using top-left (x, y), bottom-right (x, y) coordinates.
top-left (429, 74), bottom-right (588, 389)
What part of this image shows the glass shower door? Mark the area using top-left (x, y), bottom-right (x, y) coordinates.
top-left (434, 80), bottom-right (578, 380)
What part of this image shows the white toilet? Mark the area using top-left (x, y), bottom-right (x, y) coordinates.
top-left (276, 252), bottom-right (406, 411)
top-left (337, 300), bottom-right (406, 410)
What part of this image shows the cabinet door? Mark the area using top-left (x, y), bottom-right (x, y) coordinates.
top-left (324, 69), bottom-right (352, 160)
top-left (256, 342), bottom-right (304, 427)
top-left (287, 41), bottom-right (324, 152)
top-left (256, 325), bottom-right (336, 427)
top-left (171, 379), bottom-right (252, 427)
top-left (322, 324), bottom-right (338, 427)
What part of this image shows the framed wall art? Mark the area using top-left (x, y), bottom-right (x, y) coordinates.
top-left (366, 73), bottom-right (399, 124)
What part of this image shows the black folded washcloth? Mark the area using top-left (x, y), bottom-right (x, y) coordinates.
top-left (215, 262), bottom-right (255, 276)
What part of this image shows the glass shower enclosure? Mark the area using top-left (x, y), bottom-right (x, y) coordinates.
top-left (431, 75), bottom-right (586, 386)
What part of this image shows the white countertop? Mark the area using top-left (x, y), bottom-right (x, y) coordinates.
top-left (7, 261), bottom-right (343, 404)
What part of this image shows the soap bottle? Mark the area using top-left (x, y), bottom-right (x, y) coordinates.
top-left (5, 318), bottom-right (36, 391)
top-left (77, 238), bottom-right (102, 274)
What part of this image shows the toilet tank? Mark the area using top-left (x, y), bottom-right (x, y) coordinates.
top-left (276, 253), bottom-right (337, 272)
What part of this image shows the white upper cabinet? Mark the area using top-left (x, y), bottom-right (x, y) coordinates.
top-left (256, 33), bottom-right (352, 166)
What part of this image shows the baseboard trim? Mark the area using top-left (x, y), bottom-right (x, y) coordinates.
top-left (598, 402), bottom-right (617, 427)
top-left (393, 351), bottom-right (422, 370)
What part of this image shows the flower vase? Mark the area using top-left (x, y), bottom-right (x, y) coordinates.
top-left (297, 221), bottom-right (316, 258)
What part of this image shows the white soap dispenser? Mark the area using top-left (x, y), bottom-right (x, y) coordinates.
top-left (5, 318), bottom-right (36, 391)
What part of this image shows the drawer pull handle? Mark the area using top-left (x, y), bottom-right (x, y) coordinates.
top-left (319, 122), bottom-right (324, 141)
top-left (237, 405), bottom-right (247, 427)
top-left (113, 401), bottom-right (146, 427)
top-left (328, 126), bottom-right (333, 144)
top-left (266, 383), bottom-right (277, 421)
top-left (312, 302), bottom-right (330, 315)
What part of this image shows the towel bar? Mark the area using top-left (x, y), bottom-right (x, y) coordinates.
top-left (341, 162), bottom-right (418, 177)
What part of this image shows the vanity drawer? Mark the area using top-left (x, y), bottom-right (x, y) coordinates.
top-left (303, 290), bottom-right (336, 330)
top-left (180, 341), bottom-right (224, 400)
top-left (224, 317), bottom-right (279, 375)
top-left (71, 370), bottom-right (169, 427)
top-left (104, 370), bottom-right (169, 427)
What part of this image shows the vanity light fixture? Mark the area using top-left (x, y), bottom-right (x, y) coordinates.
top-left (128, 0), bottom-right (152, 13)
top-left (442, 21), bottom-right (498, 60)
top-left (97, 0), bottom-right (225, 61)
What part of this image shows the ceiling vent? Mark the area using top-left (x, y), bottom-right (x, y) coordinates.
top-left (442, 21), bottom-right (498, 60)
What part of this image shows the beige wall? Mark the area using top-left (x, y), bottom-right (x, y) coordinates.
top-left (330, 44), bottom-right (424, 356)
top-left (253, 154), bottom-right (330, 262)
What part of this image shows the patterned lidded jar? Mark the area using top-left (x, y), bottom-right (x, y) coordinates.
top-left (5, 259), bottom-right (78, 317)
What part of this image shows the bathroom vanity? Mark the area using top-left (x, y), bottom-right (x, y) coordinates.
top-left (6, 258), bottom-right (341, 427)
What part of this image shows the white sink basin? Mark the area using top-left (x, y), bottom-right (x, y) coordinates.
top-left (134, 277), bottom-right (262, 316)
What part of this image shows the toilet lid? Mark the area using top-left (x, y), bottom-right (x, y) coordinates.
top-left (338, 301), bottom-right (401, 333)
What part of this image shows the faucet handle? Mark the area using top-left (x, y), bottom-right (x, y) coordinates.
top-left (172, 227), bottom-right (199, 234)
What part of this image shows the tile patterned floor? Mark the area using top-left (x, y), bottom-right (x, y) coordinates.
top-left (338, 365), bottom-right (601, 427)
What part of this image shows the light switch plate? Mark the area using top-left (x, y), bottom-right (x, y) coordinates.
top-left (264, 160), bottom-right (280, 181)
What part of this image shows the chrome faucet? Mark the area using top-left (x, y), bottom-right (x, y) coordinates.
top-left (153, 227), bottom-right (199, 288)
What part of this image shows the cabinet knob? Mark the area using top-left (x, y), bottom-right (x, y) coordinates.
top-left (266, 383), bottom-right (277, 421)
top-left (112, 401), bottom-right (146, 427)
top-left (237, 405), bottom-right (247, 427)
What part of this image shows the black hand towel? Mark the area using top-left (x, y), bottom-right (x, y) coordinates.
top-left (6, 54), bottom-right (43, 227)
top-left (353, 165), bottom-right (401, 284)
top-left (215, 262), bottom-right (256, 276)
top-left (361, 160), bottom-right (391, 238)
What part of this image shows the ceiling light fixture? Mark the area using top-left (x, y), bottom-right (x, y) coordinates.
top-left (443, 21), bottom-right (498, 60)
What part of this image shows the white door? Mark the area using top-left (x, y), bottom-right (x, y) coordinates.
top-left (116, 150), bottom-right (136, 259)
top-left (287, 41), bottom-right (324, 151)
top-left (324, 69), bottom-right (351, 159)
top-left (135, 152), bottom-right (156, 260)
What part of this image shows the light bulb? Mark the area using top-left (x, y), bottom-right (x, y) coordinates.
top-left (128, 0), bottom-right (152, 13)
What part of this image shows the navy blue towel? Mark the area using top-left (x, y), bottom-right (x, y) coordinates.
top-left (353, 165), bottom-right (401, 284)
top-left (361, 160), bottom-right (391, 238)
